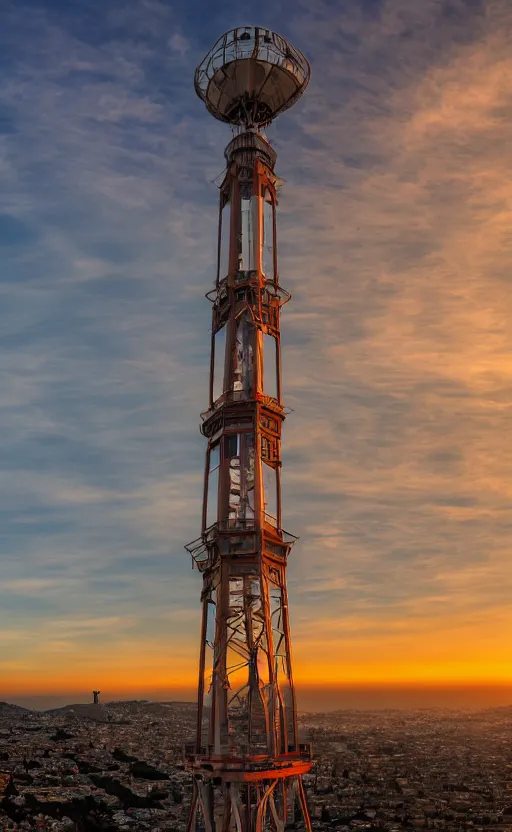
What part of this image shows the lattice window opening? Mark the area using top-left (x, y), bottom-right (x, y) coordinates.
top-left (233, 311), bottom-right (255, 399)
top-left (205, 594), bottom-right (218, 649)
top-left (238, 184), bottom-right (257, 274)
top-left (270, 585), bottom-right (282, 616)
top-left (226, 432), bottom-right (255, 526)
top-left (226, 616), bottom-right (250, 660)
top-left (270, 586), bottom-right (292, 667)
top-left (261, 412), bottom-right (279, 434)
top-left (218, 196), bottom-right (231, 283)
top-left (224, 577), bottom-right (274, 752)
top-left (225, 433), bottom-right (241, 523)
top-left (227, 684), bottom-right (250, 713)
top-left (227, 576), bottom-right (263, 627)
top-left (201, 590), bottom-right (217, 748)
top-left (205, 442), bottom-right (220, 529)
top-left (228, 577), bottom-right (245, 612)
top-left (225, 650), bottom-right (250, 747)
top-left (279, 678), bottom-right (296, 751)
top-left (261, 187), bottom-right (275, 280)
top-left (268, 567), bottom-right (280, 585)
top-left (270, 593), bottom-right (287, 656)
top-left (212, 326), bottom-right (227, 405)
top-left (263, 332), bottom-right (279, 400)
top-left (252, 624), bottom-right (267, 665)
top-left (261, 433), bottom-right (278, 462)
top-left (262, 460), bottom-right (279, 526)
top-left (257, 632), bottom-right (271, 687)
top-left (226, 599), bottom-right (246, 631)
top-left (268, 583), bottom-right (296, 751)
top-left (227, 691), bottom-right (268, 754)
top-left (248, 577), bottom-right (263, 616)
top-left (264, 540), bottom-right (288, 560)
top-left (248, 693), bottom-right (269, 749)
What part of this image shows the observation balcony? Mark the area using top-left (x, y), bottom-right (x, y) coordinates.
top-left (200, 394), bottom-right (285, 438)
top-left (183, 742), bottom-right (313, 781)
top-left (185, 522), bottom-right (298, 571)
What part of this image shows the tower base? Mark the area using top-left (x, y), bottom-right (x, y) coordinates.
top-left (185, 746), bottom-right (313, 832)
top-left (186, 767), bottom-right (312, 832)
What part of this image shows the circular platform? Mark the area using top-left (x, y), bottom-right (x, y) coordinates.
top-left (194, 27), bottom-right (310, 127)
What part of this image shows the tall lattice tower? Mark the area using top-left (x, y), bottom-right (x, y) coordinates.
top-left (185, 26), bottom-right (312, 832)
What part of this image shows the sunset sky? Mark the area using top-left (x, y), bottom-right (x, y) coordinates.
top-left (1, 0), bottom-right (511, 711)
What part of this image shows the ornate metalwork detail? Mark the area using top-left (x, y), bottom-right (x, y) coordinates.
top-left (186, 26), bottom-right (311, 832)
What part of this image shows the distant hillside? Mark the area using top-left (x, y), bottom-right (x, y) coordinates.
top-left (43, 700), bottom-right (197, 722)
top-left (0, 702), bottom-right (34, 717)
top-left (44, 703), bottom-right (111, 722)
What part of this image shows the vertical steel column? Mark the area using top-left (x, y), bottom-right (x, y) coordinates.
top-left (185, 129), bottom-right (313, 832)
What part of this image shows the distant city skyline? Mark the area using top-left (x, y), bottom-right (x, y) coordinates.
top-left (1, 0), bottom-right (512, 701)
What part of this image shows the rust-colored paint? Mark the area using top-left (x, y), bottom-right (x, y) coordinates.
top-left (186, 25), bottom-right (311, 832)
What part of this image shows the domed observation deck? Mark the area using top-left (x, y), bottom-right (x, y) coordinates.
top-left (194, 26), bottom-right (310, 127)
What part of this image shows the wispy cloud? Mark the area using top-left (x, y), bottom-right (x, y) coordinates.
top-left (1, 0), bottom-right (511, 697)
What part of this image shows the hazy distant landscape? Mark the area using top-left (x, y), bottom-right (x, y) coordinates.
top-left (7, 684), bottom-right (512, 714)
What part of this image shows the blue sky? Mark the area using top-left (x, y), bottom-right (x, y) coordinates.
top-left (1, 0), bottom-right (511, 708)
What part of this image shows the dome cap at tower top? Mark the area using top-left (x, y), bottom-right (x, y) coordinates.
top-left (194, 26), bottom-right (310, 128)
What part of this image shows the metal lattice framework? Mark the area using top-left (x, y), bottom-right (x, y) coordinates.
top-left (185, 28), bottom-right (311, 832)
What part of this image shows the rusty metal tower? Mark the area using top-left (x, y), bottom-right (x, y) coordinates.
top-left (185, 26), bottom-right (311, 832)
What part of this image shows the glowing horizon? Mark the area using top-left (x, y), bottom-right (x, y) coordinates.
top-left (6, 682), bottom-right (512, 716)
